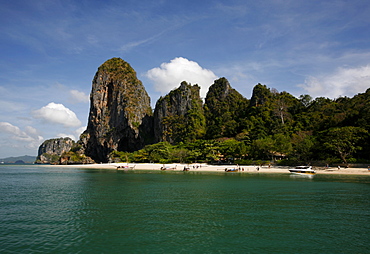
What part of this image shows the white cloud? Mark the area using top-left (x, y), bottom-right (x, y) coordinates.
top-left (33, 102), bottom-right (82, 127)
top-left (57, 133), bottom-right (76, 141)
top-left (298, 65), bottom-right (370, 98)
top-left (75, 126), bottom-right (86, 137)
top-left (0, 122), bottom-right (43, 149)
top-left (69, 89), bottom-right (89, 103)
top-left (120, 35), bottom-right (160, 53)
top-left (146, 57), bottom-right (218, 98)
top-left (57, 126), bottom-right (86, 141)
top-left (0, 100), bottom-right (27, 112)
top-left (24, 126), bottom-right (39, 136)
top-left (0, 122), bottom-right (25, 137)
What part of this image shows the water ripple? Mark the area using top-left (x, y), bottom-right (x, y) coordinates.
top-left (1, 166), bottom-right (369, 253)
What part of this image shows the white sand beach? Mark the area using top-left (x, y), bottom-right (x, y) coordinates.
top-left (46, 163), bottom-right (370, 175)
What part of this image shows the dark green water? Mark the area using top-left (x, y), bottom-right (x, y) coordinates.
top-left (0, 165), bottom-right (369, 253)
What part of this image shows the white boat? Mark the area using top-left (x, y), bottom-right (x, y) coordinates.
top-left (289, 166), bottom-right (315, 175)
top-left (225, 167), bottom-right (239, 172)
top-left (116, 165), bottom-right (135, 170)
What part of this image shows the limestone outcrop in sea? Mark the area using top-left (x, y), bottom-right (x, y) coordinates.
top-left (153, 81), bottom-right (205, 144)
top-left (79, 58), bottom-right (153, 163)
top-left (35, 57), bottom-right (370, 165)
top-left (35, 137), bottom-right (74, 164)
top-left (204, 77), bottom-right (248, 139)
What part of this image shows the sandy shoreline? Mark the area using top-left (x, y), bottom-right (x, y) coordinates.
top-left (44, 163), bottom-right (370, 175)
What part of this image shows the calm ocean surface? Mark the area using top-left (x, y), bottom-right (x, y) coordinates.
top-left (0, 165), bottom-right (369, 253)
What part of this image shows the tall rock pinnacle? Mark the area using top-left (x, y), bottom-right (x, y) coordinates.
top-left (80, 58), bottom-right (153, 163)
top-left (204, 77), bottom-right (249, 139)
top-left (153, 81), bottom-right (205, 144)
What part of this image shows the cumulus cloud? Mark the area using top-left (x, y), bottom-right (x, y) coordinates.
top-left (146, 57), bottom-right (218, 98)
top-left (57, 126), bottom-right (86, 141)
top-left (69, 90), bottom-right (89, 103)
top-left (33, 102), bottom-right (82, 127)
top-left (0, 122), bottom-right (43, 148)
top-left (75, 126), bottom-right (87, 137)
top-left (299, 65), bottom-right (370, 98)
top-left (24, 126), bottom-right (39, 136)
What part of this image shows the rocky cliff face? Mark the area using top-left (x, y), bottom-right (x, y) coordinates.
top-left (153, 81), bottom-right (205, 143)
top-left (80, 58), bottom-right (153, 163)
top-left (204, 77), bottom-right (249, 139)
top-left (36, 137), bottom-right (74, 164)
top-left (249, 83), bottom-right (272, 107)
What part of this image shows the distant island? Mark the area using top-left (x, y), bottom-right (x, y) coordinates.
top-left (35, 57), bottom-right (370, 168)
top-left (0, 155), bottom-right (36, 164)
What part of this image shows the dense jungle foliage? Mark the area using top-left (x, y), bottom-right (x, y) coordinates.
top-left (110, 79), bottom-right (370, 166)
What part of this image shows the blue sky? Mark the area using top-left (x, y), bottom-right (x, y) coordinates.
top-left (1, 0), bottom-right (370, 158)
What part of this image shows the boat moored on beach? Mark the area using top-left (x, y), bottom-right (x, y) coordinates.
top-left (225, 167), bottom-right (239, 172)
top-left (117, 165), bottom-right (135, 170)
top-left (160, 165), bottom-right (177, 171)
top-left (183, 166), bottom-right (190, 171)
top-left (289, 166), bottom-right (315, 175)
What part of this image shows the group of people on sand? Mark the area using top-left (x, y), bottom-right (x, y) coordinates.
top-left (182, 164), bottom-right (202, 171)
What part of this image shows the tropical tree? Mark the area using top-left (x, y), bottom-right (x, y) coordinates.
top-left (290, 131), bottom-right (315, 162)
top-left (251, 136), bottom-right (274, 160)
top-left (322, 126), bottom-right (368, 166)
top-left (272, 133), bottom-right (292, 157)
top-left (170, 147), bottom-right (190, 163)
top-left (299, 94), bottom-right (312, 107)
top-left (218, 138), bottom-right (248, 162)
top-left (134, 142), bottom-right (172, 163)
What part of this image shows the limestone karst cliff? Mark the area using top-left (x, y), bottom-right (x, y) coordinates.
top-left (80, 58), bottom-right (153, 163)
top-left (153, 81), bottom-right (205, 143)
top-left (35, 60), bottom-right (249, 164)
top-left (34, 56), bottom-right (370, 165)
top-left (35, 137), bottom-right (74, 164)
top-left (249, 83), bottom-right (272, 107)
top-left (204, 77), bottom-right (249, 139)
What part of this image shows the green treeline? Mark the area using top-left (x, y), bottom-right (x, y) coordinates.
top-left (111, 78), bottom-right (370, 166)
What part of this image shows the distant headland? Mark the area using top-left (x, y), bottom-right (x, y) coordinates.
top-left (0, 155), bottom-right (36, 164)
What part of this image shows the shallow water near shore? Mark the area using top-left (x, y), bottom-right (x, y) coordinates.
top-left (1, 165), bottom-right (369, 253)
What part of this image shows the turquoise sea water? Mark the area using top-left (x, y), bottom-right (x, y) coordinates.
top-left (0, 165), bottom-right (369, 253)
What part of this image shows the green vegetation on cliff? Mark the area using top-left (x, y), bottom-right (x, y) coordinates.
top-left (154, 81), bottom-right (205, 144)
top-left (37, 58), bottom-right (370, 166)
top-left (111, 81), bottom-right (370, 166)
top-left (98, 57), bottom-right (137, 81)
top-left (204, 78), bottom-right (249, 139)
